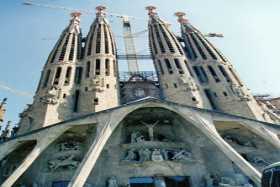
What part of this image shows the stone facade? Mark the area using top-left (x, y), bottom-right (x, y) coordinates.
top-left (1, 5), bottom-right (280, 187)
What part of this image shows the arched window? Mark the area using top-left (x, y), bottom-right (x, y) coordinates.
top-left (74, 67), bottom-right (83, 84)
top-left (184, 60), bottom-right (193, 77)
top-left (190, 33), bottom-right (207, 60)
top-left (154, 25), bottom-right (165, 53)
top-left (157, 60), bottom-right (164, 74)
top-left (159, 24), bottom-right (175, 53)
top-left (149, 26), bottom-right (158, 55)
top-left (105, 59), bottom-right (110, 76)
top-left (53, 67), bottom-right (62, 85)
top-left (218, 65), bottom-right (231, 82)
top-left (104, 25), bottom-right (109, 54)
top-left (164, 59), bottom-right (173, 74)
top-left (95, 59), bottom-right (101, 75)
top-left (174, 59), bottom-right (184, 74)
top-left (96, 24), bottom-right (102, 54)
top-left (59, 34), bottom-right (70, 61)
top-left (193, 66), bottom-right (208, 83)
top-left (64, 67), bottom-right (72, 85)
top-left (184, 35), bottom-right (197, 60)
top-left (207, 66), bottom-right (220, 82)
top-left (86, 61), bottom-right (91, 78)
top-left (196, 33), bottom-right (217, 60)
top-left (73, 90), bottom-right (80, 112)
top-left (69, 34), bottom-right (76, 61)
top-left (43, 70), bottom-right (51, 88)
top-left (87, 24), bottom-right (96, 56)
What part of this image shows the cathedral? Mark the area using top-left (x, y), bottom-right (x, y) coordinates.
top-left (0, 5), bottom-right (280, 187)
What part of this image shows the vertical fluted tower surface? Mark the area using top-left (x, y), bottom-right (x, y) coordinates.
top-left (18, 12), bottom-right (83, 134)
top-left (176, 12), bottom-right (271, 122)
top-left (78, 6), bottom-right (119, 113)
top-left (146, 6), bottom-right (209, 108)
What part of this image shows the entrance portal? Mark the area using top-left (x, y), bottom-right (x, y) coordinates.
top-left (129, 176), bottom-right (190, 187)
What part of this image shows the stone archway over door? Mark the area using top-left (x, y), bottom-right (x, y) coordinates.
top-left (68, 106), bottom-right (261, 187)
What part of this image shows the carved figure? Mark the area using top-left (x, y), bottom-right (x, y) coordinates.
top-left (151, 149), bottom-right (164, 161)
top-left (48, 155), bottom-right (79, 171)
top-left (171, 150), bottom-right (192, 161)
top-left (40, 87), bottom-right (59, 105)
top-left (141, 121), bottom-right (159, 141)
top-left (107, 176), bottom-right (118, 187)
top-left (130, 131), bottom-right (145, 143)
top-left (59, 141), bottom-right (81, 151)
top-left (139, 148), bottom-right (151, 162)
top-left (204, 174), bottom-right (214, 187)
top-left (124, 149), bottom-right (137, 161)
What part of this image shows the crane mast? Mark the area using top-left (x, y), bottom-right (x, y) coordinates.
top-left (122, 17), bottom-right (140, 73)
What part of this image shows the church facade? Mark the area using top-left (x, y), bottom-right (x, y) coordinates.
top-left (0, 6), bottom-right (280, 187)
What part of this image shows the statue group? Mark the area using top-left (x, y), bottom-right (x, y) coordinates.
top-left (123, 148), bottom-right (192, 163)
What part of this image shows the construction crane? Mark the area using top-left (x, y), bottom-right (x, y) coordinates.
top-left (23, 0), bottom-right (147, 73)
top-left (204, 33), bottom-right (224, 38)
top-left (0, 98), bottom-right (7, 123)
top-left (122, 16), bottom-right (140, 73)
top-left (0, 83), bottom-right (32, 98)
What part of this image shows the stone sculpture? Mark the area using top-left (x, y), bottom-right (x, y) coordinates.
top-left (171, 150), bottom-right (192, 161)
top-left (40, 87), bottom-right (59, 105)
top-left (48, 154), bottom-right (79, 171)
top-left (151, 149), bottom-right (164, 161)
top-left (139, 148), bottom-right (151, 162)
top-left (124, 149), bottom-right (137, 161)
top-left (141, 120), bottom-right (159, 141)
top-left (59, 141), bottom-right (81, 151)
top-left (130, 131), bottom-right (145, 143)
top-left (107, 176), bottom-right (118, 187)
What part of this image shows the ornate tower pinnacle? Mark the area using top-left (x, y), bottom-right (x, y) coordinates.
top-left (17, 13), bottom-right (83, 134)
top-left (176, 11), bottom-right (273, 122)
top-left (175, 12), bottom-right (188, 24)
top-left (79, 6), bottom-right (119, 113)
top-left (146, 6), bottom-right (157, 17)
top-left (96, 5), bottom-right (107, 17)
top-left (146, 8), bottom-right (209, 108)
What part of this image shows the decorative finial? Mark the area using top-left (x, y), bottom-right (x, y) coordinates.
top-left (146, 6), bottom-right (157, 16)
top-left (96, 5), bottom-right (107, 16)
top-left (70, 11), bottom-right (82, 18)
top-left (175, 12), bottom-right (188, 24)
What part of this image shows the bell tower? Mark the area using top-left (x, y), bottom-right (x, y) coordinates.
top-left (78, 6), bottom-right (120, 113)
top-left (175, 12), bottom-right (271, 122)
top-left (146, 6), bottom-right (209, 108)
top-left (18, 12), bottom-right (82, 133)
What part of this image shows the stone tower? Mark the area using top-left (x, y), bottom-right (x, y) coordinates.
top-left (175, 12), bottom-right (272, 122)
top-left (146, 6), bottom-right (209, 108)
top-left (80, 6), bottom-right (119, 113)
top-left (17, 12), bottom-right (82, 133)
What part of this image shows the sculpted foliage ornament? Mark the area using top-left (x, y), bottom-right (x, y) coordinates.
top-left (40, 87), bottom-right (59, 105)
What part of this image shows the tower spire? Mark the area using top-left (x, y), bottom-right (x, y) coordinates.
top-left (96, 5), bottom-right (107, 17)
top-left (146, 7), bottom-right (209, 108)
top-left (176, 11), bottom-right (273, 122)
top-left (17, 13), bottom-right (83, 134)
top-left (79, 5), bottom-right (119, 113)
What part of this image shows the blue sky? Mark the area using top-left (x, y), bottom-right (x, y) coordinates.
top-left (0, 0), bottom-right (280, 125)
